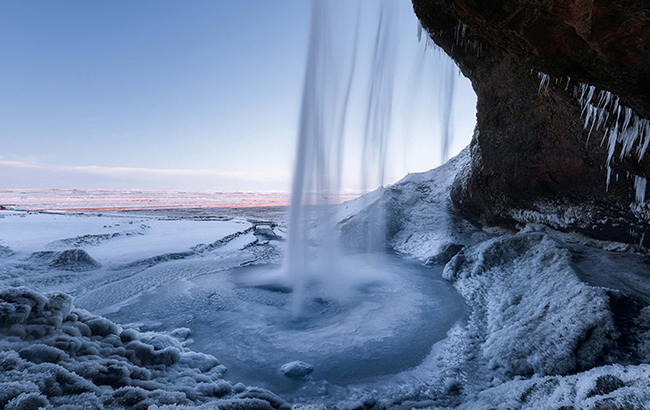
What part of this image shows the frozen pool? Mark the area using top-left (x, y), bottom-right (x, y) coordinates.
top-left (104, 252), bottom-right (466, 402)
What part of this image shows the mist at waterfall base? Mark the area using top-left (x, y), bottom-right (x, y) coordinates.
top-left (239, 0), bottom-right (464, 316)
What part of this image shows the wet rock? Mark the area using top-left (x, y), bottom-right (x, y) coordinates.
top-left (280, 361), bottom-right (314, 379)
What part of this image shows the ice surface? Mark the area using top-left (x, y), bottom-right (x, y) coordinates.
top-left (102, 252), bottom-right (466, 401)
top-left (0, 212), bottom-right (251, 265)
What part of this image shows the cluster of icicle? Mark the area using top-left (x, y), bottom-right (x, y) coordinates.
top-left (537, 72), bottom-right (650, 166)
top-left (417, 20), bottom-right (485, 59)
top-left (537, 72), bottom-right (649, 203)
top-left (575, 84), bottom-right (650, 166)
top-left (453, 21), bottom-right (484, 57)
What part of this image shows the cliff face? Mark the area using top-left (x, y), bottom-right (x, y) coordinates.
top-left (412, 0), bottom-right (650, 246)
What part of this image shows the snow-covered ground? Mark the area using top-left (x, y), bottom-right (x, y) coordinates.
top-left (0, 207), bottom-right (467, 409)
top-left (2, 151), bottom-right (650, 409)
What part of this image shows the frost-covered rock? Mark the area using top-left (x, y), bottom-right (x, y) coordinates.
top-left (0, 245), bottom-right (14, 259)
top-left (51, 249), bottom-right (102, 271)
top-left (280, 361), bottom-right (314, 379)
top-left (454, 364), bottom-right (650, 410)
top-left (28, 249), bottom-right (101, 271)
top-left (443, 233), bottom-right (618, 376)
top-left (171, 327), bottom-right (192, 341)
top-left (0, 286), bottom-right (287, 409)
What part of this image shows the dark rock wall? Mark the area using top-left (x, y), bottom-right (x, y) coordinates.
top-left (413, 0), bottom-right (650, 246)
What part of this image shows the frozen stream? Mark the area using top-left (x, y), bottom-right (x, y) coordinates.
top-left (104, 252), bottom-right (466, 400)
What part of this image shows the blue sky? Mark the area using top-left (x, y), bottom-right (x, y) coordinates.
top-left (0, 0), bottom-right (476, 191)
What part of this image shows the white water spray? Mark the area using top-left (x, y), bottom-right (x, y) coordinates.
top-left (284, 0), bottom-right (460, 315)
top-left (285, 0), bottom-right (359, 315)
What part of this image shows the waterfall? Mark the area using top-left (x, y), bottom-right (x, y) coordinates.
top-left (285, 0), bottom-right (458, 315)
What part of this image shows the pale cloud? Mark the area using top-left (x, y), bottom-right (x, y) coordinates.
top-left (0, 159), bottom-right (291, 191)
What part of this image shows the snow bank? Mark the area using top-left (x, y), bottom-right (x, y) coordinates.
top-left (455, 363), bottom-right (650, 410)
top-left (443, 233), bottom-right (618, 376)
top-left (0, 286), bottom-right (288, 409)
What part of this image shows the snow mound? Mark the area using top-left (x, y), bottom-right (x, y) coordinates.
top-left (339, 147), bottom-right (479, 262)
top-left (0, 287), bottom-right (287, 409)
top-left (443, 233), bottom-right (618, 376)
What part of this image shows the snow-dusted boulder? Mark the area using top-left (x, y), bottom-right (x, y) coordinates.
top-left (280, 361), bottom-right (314, 379)
top-left (51, 249), bottom-right (102, 271)
top-left (28, 249), bottom-right (101, 271)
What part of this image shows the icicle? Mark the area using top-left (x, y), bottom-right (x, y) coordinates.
top-left (584, 105), bottom-right (594, 129)
top-left (606, 166), bottom-right (612, 192)
top-left (606, 126), bottom-right (618, 166)
top-left (619, 119), bottom-right (639, 160)
top-left (580, 85), bottom-right (595, 116)
top-left (638, 122), bottom-right (650, 160)
top-left (587, 111), bottom-right (597, 142)
top-left (622, 107), bottom-right (632, 131)
top-left (596, 106), bottom-right (607, 131)
top-left (634, 176), bottom-right (647, 204)
top-left (538, 72), bottom-right (550, 93)
top-left (579, 83), bottom-right (588, 103)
